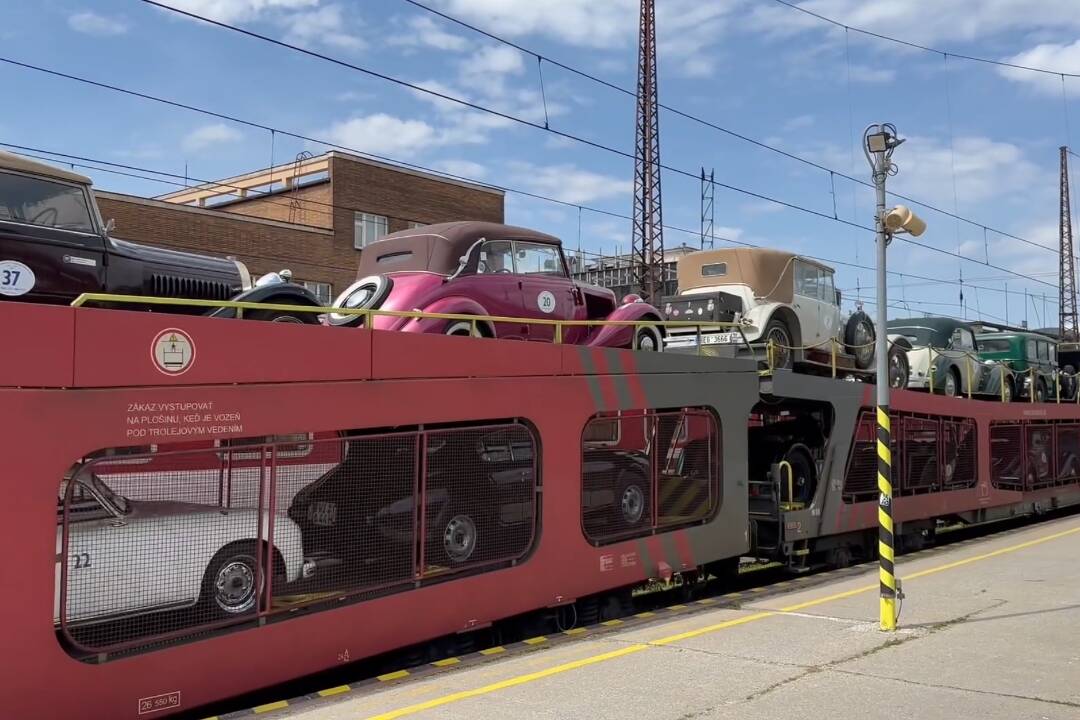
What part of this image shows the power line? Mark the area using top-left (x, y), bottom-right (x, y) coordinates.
top-left (6, 140), bottom-right (1039, 315)
top-left (770, 0), bottom-right (1080, 79)
top-left (395, 0), bottom-right (1064, 261)
top-left (131, 1), bottom-right (1060, 289)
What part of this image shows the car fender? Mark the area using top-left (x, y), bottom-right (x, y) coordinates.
top-left (748, 303), bottom-right (800, 346)
top-left (208, 283), bottom-right (321, 319)
top-left (260, 512), bottom-right (306, 582)
top-left (586, 302), bottom-right (663, 348)
top-left (397, 296), bottom-right (496, 336)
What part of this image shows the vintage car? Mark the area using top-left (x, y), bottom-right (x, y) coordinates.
top-left (886, 317), bottom-right (1014, 400)
top-left (287, 428), bottom-right (652, 575)
top-left (977, 330), bottom-right (1068, 402)
top-left (661, 248), bottom-right (908, 384)
top-left (328, 222), bottom-right (664, 350)
top-left (0, 150), bottom-right (321, 320)
top-left (56, 470), bottom-right (310, 626)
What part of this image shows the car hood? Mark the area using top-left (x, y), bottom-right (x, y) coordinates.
top-left (109, 235), bottom-right (245, 295)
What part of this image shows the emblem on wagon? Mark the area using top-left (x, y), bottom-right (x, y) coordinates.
top-left (151, 329), bottom-right (196, 376)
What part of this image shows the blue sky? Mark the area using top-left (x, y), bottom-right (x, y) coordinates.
top-left (4, 0), bottom-right (1080, 327)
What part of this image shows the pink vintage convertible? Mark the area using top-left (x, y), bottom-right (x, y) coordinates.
top-left (328, 221), bottom-right (664, 350)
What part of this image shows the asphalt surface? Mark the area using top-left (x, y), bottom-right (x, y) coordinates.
top-left (243, 513), bottom-right (1080, 720)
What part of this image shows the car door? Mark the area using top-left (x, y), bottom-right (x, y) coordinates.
top-left (816, 268), bottom-right (842, 342)
top-left (513, 241), bottom-right (576, 342)
top-left (950, 326), bottom-right (982, 393)
top-left (792, 260), bottom-right (822, 346)
top-left (451, 240), bottom-right (528, 338)
top-left (0, 170), bottom-right (105, 303)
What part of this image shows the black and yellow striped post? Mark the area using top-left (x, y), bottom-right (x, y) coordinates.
top-left (876, 406), bottom-right (897, 630)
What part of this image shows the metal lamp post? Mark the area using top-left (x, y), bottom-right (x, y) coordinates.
top-left (864, 123), bottom-right (926, 632)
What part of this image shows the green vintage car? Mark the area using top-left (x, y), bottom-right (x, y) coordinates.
top-left (977, 331), bottom-right (1072, 402)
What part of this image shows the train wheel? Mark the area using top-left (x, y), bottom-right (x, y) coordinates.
top-left (826, 545), bottom-right (852, 569)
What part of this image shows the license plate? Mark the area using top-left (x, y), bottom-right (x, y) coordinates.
top-left (702, 332), bottom-right (740, 345)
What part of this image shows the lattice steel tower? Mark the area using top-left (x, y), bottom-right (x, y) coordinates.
top-left (631, 0), bottom-right (664, 303)
top-left (1061, 146), bottom-right (1078, 340)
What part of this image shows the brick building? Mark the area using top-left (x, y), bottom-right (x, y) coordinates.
top-left (97, 151), bottom-right (504, 303)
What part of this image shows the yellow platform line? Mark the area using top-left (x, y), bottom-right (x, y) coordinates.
top-left (563, 627), bottom-right (588, 636)
top-left (479, 646), bottom-right (506, 656)
top-left (523, 636), bottom-right (547, 645)
top-left (364, 523), bottom-right (1080, 720)
top-left (376, 670), bottom-right (410, 682)
top-left (317, 686), bottom-right (351, 697)
top-left (253, 700), bottom-right (289, 713)
top-left (431, 657), bottom-right (460, 667)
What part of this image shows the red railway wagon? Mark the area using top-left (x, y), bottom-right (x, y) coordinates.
top-left (0, 301), bottom-right (759, 720)
top-left (748, 372), bottom-right (1080, 566)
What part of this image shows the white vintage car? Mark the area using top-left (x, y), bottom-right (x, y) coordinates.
top-left (886, 317), bottom-right (1014, 400)
top-left (55, 471), bottom-right (311, 627)
top-left (662, 248), bottom-right (906, 382)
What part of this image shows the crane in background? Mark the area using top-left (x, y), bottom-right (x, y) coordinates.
top-left (631, 0), bottom-right (665, 304)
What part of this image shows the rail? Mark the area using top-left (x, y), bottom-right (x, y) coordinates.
top-left (68, 292), bottom-right (755, 355)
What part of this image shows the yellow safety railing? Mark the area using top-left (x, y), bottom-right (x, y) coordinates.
top-left (69, 292), bottom-right (756, 356)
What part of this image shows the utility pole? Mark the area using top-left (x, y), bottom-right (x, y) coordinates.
top-left (864, 123), bottom-right (926, 633)
top-left (631, 0), bottom-right (664, 304)
top-left (1061, 147), bottom-right (1078, 339)
top-left (701, 168), bottom-right (715, 249)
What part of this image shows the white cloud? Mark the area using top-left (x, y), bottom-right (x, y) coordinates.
top-left (431, 0), bottom-right (740, 78)
top-left (510, 162), bottom-right (633, 204)
top-left (282, 5), bottom-right (364, 51)
top-left (162, 0), bottom-right (361, 51)
top-left (461, 45), bottom-right (526, 80)
top-left (432, 159), bottom-right (487, 179)
top-left (319, 114), bottom-right (440, 157)
top-left (999, 41), bottom-right (1080, 95)
top-left (389, 15), bottom-right (470, 52)
top-left (161, 0), bottom-right (318, 24)
top-left (182, 123), bottom-right (243, 152)
top-left (68, 11), bottom-right (128, 36)
top-left (751, 0), bottom-right (1080, 46)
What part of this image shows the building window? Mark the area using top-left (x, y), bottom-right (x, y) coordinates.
top-left (354, 212), bottom-right (388, 249)
top-left (299, 280), bottom-right (333, 305)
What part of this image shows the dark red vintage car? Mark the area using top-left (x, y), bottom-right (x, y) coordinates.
top-left (328, 222), bottom-right (665, 350)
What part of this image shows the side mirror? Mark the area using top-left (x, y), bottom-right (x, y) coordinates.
top-left (104, 218), bottom-right (115, 235)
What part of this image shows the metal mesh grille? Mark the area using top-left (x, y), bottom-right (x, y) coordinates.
top-left (990, 424), bottom-right (1024, 491)
top-left (582, 408), bottom-right (720, 545)
top-left (942, 420), bottom-right (977, 489)
top-left (1056, 425), bottom-right (1080, 483)
top-left (57, 422), bottom-right (538, 659)
top-left (1026, 426), bottom-right (1054, 490)
top-left (842, 411), bottom-right (882, 501)
top-left (902, 417), bottom-right (939, 492)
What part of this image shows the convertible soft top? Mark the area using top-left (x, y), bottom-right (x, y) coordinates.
top-left (676, 247), bottom-right (831, 304)
top-left (355, 221), bottom-right (562, 277)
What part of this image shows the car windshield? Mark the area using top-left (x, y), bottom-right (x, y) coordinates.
top-left (0, 170), bottom-right (96, 233)
top-left (890, 326), bottom-right (938, 347)
top-left (87, 472), bottom-right (130, 515)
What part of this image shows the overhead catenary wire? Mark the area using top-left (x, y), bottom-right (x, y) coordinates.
top-left (131, 0), bottom-right (1062, 287)
top-left (392, 0), bottom-right (1066, 262)
top-left (3, 141), bottom-right (1044, 317)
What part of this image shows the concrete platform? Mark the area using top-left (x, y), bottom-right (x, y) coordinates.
top-left (246, 515), bottom-right (1080, 720)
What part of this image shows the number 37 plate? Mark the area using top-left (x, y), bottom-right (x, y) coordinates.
top-left (0, 260), bottom-right (35, 297)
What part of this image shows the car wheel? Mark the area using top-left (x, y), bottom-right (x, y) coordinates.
top-left (1036, 378), bottom-right (1048, 403)
top-left (943, 368), bottom-right (960, 397)
top-left (844, 311), bottom-right (876, 370)
top-left (633, 325), bottom-right (662, 352)
top-left (445, 320), bottom-right (484, 338)
top-left (763, 317), bottom-right (794, 370)
top-left (616, 471), bottom-right (649, 527)
top-left (1003, 377), bottom-right (1015, 403)
top-left (246, 308), bottom-right (319, 324)
top-left (888, 346), bottom-right (909, 389)
top-left (202, 543), bottom-right (262, 618)
top-left (442, 510), bottom-right (479, 564)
